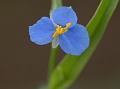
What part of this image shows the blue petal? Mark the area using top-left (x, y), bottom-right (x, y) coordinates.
top-left (51, 6), bottom-right (77, 27)
top-left (29, 17), bottom-right (55, 45)
top-left (59, 24), bottom-right (89, 55)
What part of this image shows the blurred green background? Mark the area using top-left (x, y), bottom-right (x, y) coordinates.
top-left (0, 0), bottom-right (119, 89)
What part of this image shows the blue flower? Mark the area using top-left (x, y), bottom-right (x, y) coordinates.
top-left (29, 6), bottom-right (89, 55)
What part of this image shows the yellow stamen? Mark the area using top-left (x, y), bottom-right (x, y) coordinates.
top-left (53, 22), bottom-right (72, 38)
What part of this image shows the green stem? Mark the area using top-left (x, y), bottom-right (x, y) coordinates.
top-left (48, 47), bottom-right (59, 77)
top-left (51, 0), bottom-right (62, 10)
top-left (48, 0), bottom-right (62, 77)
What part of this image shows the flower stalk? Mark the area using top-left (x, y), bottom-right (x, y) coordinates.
top-left (48, 0), bottom-right (62, 78)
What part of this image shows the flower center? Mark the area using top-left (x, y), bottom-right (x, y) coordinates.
top-left (52, 22), bottom-right (72, 38)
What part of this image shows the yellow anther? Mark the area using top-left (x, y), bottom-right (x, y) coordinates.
top-left (53, 22), bottom-right (72, 38)
top-left (64, 22), bottom-right (72, 30)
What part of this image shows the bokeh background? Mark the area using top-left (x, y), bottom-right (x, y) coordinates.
top-left (0, 0), bottom-right (119, 89)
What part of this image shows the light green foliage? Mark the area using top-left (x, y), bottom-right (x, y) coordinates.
top-left (48, 0), bottom-right (119, 89)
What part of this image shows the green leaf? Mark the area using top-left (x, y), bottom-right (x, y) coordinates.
top-left (48, 0), bottom-right (119, 89)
